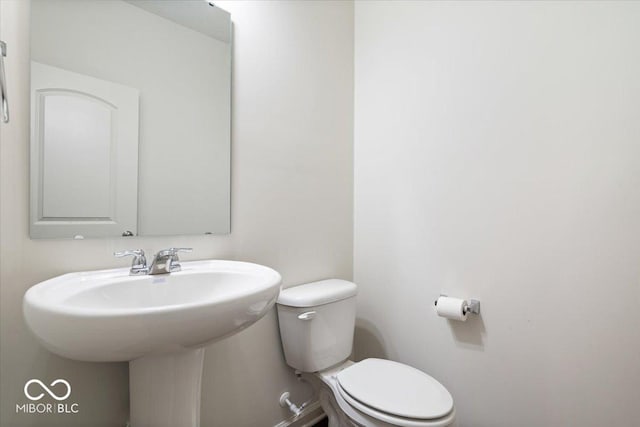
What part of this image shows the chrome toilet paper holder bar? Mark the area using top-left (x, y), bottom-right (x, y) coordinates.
top-left (463, 299), bottom-right (480, 315)
top-left (434, 295), bottom-right (481, 315)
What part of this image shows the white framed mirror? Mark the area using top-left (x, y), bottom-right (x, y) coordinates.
top-left (29, 0), bottom-right (231, 239)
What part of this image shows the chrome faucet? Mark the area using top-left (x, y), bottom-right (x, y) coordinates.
top-left (114, 248), bottom-right (192, 276)
top-left (114, 249), bottom-right (148, 275)
top-left (148, 248), bottom-right (192, 275)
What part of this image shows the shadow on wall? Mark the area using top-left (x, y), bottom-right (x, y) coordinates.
top-left (447, 314), bottom-right (486, 351)
top-left (352, 318), bottom-right (388, 361)
top-left (353, 313), bottom-right (487, 361)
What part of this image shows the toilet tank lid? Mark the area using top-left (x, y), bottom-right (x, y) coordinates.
top-left (277, 279), bottom-right (357, 307)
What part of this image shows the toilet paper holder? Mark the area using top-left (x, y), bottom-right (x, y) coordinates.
top-left (434, 295), bottom-right (481, 315)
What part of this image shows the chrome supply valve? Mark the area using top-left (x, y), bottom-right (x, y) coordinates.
top-left (114, 249), bottom-right (148, 276)
top-left (279, 392), bottom-right (305, 418)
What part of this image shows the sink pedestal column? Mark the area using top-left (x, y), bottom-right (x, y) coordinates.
top-left (129, 349), bottom-right (205, 427)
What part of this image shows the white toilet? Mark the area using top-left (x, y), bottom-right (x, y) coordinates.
top-left (276, 279), bottom-right (456, 427)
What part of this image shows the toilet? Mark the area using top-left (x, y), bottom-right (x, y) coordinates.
top-left (276, 279), bottom-right (456, 427)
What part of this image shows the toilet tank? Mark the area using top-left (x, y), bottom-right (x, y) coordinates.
top-left (276, 279), bottom-right (357, 372)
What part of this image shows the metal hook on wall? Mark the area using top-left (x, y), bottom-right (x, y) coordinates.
top-left (0, 40), bottom-right (9, 123)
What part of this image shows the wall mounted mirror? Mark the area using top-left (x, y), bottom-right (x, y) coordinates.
top-left (29, 0), bottom-right (231, 239)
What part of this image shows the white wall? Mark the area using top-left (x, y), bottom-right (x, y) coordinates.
top-left (354, 2), bottom-right (640, 427)
top-left (0, 1), bottom-right (353, 426)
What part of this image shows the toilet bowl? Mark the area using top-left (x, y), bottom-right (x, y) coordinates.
top-left (276, 279), bottom-right (455, 427)
top-left (308, 360), bottom-right (456, 427)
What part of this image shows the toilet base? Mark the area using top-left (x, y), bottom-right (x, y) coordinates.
top-left (303, 361), bottom-right (389, 427)
top-left (318, 388), bottom-right (357, 427)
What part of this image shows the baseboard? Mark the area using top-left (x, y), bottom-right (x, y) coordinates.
top-left (273, 400), bottom-right (325, 427)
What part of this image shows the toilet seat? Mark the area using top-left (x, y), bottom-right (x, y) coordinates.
top-left (336, 382), bottom-right (454, 427)
top-left (335, 358), bottom-right (454, 427)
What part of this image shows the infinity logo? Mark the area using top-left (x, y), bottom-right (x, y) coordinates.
top-left (24, 379), bottom-right (71, 401)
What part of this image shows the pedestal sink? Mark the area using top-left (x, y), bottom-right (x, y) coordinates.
top-left (23, 260), bottom-right (282, 427)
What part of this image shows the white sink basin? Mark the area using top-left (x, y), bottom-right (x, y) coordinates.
top-left (24, 260), bottom-right (281, 362)
top-left (23, 259), bottom-right (282, 427)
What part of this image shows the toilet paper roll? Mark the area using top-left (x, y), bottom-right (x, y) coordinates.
top-left (435, 296), bottom-right (468, 321)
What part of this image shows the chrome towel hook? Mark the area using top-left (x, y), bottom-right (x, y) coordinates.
top-left (0, 40), bottom-right (9, 123)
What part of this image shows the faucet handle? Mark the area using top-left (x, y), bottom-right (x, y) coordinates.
top-left (114, 249), bottom-right (148, 275)
top-left (169, 247), bottom-right (193, 255)
top-left (114, 249), bottom-right (145, 258)
top-left (155, 247), bottom-right (193, 257)
top-left (165, 248), bottom-right (192, 273)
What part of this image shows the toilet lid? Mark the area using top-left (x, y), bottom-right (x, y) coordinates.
top-left (336, 359), bottom-right (453, 420)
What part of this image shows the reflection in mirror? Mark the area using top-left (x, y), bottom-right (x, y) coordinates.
top-left (30, 62), bottom-right (140, 238)
top-left (30, 0), bottom-right (231, 238)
